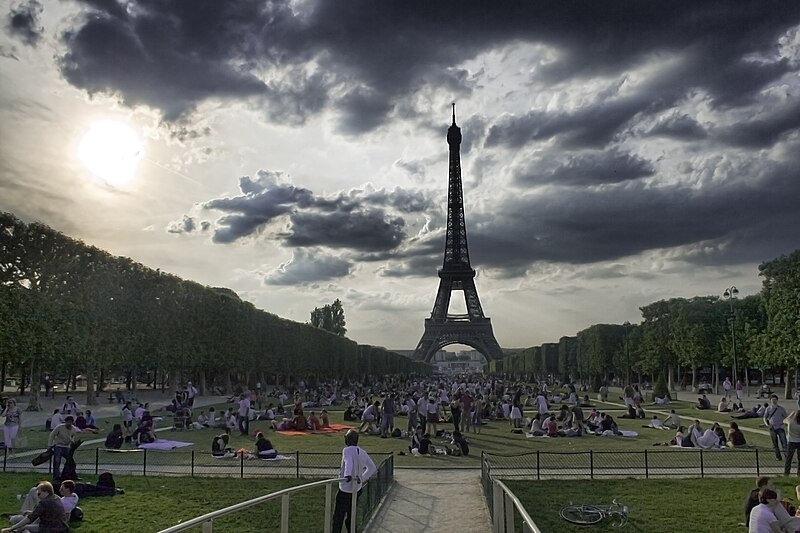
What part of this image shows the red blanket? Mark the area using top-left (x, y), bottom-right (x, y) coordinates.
top-left (277, 423), bottom-right (354, 436)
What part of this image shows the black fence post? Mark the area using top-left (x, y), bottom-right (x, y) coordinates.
top-left (536, 450), bottom-right (540, 480)
top-left (143, 449), bottom-right (147, 477)
top-left (590, 450), bottom-right (594, 480)
top-left (95, 448), bottom-right (99, 475)
top-left (240, 450), bottom-right (244, 479)
top-left (756, 448), bottom-right (760, 476)
top-left (191, 450), bottom-right (195, 478)
top-left (296, 451), bottom-right (300, 479)
top-left (699, 449), bottom-right (704, 478)
top-left (3, 444), bottom-right (6, 473)
top-left (644, 450), bottom-right (649, 479)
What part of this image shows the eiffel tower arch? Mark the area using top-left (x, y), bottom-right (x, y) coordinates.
top-left (413, 106), bottom-right (503, 363)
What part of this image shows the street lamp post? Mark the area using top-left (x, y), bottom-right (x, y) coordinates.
top-left (624, 321), bottom-right (631, 387)
top-left (723, 286), bottom-right (739, 393)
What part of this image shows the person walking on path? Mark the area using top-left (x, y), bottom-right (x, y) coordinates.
top-left (736, 380), bottom-right (744, 402)
top-left (49, 416), bottom-right (79, 479)
top-left (2, 399), bottom-right (22, 454)
top-left (723, 377), bottom-right (732, 399)
top-left (332, 430), bottom-right (376, 533)
top-left (764, 395), bottom-right (788, 461)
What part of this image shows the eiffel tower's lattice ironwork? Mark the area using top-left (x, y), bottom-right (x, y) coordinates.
top-left (413, 105), bottom-right (503, 363)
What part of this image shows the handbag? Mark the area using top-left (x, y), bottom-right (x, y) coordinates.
top-left (31, 447), bottom-right (54, 466)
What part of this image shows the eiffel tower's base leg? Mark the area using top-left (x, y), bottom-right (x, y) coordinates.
top-left (413, 319), bottom-right (503, 363)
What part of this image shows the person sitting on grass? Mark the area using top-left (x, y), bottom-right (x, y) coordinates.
top-left (728, 422), bottom-right (748, 448)
top-left (664, 410), bottom-right (681, 430)
top-left (194, 411), bottom-right (210, 429)
top-left (46, 409), bottom-right (63, 432)
top-left (292, 412), bottom-right (308, 431)
top-left (104, 424), bottom-right (124, 450)
top-left (255, 432), bottom-right (278, 459)
top-left (748, 488), bottom-right (783, 533)
top-left (620, 404), bottom-right (638, 419)
top-left (597, 414), bottom-right (621, 436)
top-left (696, 423), bottom-right (722, 449)
top-left (674, 426), bottom-right (693, 447)
top-left (695, 394), bottom-right (711, 410)
top-left (448, 430), bottom-right (470, 456)
top-left (320, 409), bottom-right (331, 428)
top-left (718, 397), bottom-right (732, 413)
top-left (559, 420), bottom-right (584, 438)
top-left (307, 411), bottom-right (321, 431)
top-left (556, 404), bottom-right (571, 421)
top-left (586, 410), bottom-right (603, 432)
top-left (211, 434), bottom-right (231, 457)
top-left (3, 481), bottom-right (68, 533)
top-left (544, 415), bottom-right (559, 437)
top-left (528, 414), bottom-right (546, 436)
top-left (74, 412), bottom-right (99, 434)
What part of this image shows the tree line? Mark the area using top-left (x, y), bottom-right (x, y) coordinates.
top-left (487, 249), bottom-right (800, 397)
top-left (0, 212), bottom-right (429, 410)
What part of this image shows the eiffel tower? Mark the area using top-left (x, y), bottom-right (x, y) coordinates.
top-left (413, 105), bottom-right (503, 363)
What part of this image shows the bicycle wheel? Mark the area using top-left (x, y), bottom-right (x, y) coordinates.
top-left (609, 511), bottom-right (628, 528)
top-left (560, 505), bottom-right (604, 525)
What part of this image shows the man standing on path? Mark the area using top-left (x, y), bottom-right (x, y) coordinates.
top-left (723, 377), bottom-right (732, 399)
top-left (332, 430), bottom-right (376, 533)
top-left (764, 395), bottom-right (788, 460)
top-left (186, 382), bottom-right (198, 408)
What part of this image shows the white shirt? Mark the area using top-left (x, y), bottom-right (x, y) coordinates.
top-left (60, 493), bottom-right (79, 514)
top-left (338, 446), bottom-right (377, 493)
top-left (749, 503), bottom-right (778, 533)
top-left (238, 398), bottom-right (251, 417)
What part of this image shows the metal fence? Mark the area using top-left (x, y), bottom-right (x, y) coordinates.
top-left (481, 448), bottom-right (780, 529)
top-left (2, 446), bottom-right (394, 483)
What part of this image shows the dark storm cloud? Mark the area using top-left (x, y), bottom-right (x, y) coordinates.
top-left (264, 248), bottom-right (352, 285)
top-left (282, 210), bottom-right (405, 251)
top-left (198, 170), bottom-right (434, 250)
top-left (55, 1), bottom-right (800, 135)
top-left (716, 101), bottom-right (800, 148)
top-left (467, 150), bottom-right (800, 271)
top-left (515, 149), bottom-right (654, 186)
top-left (7, 0), bottom-right (43, 46)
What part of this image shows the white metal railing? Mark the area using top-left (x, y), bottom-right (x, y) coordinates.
top-left (157, 477), bottom-right (358, 533)
top-left (491, 479), bottom-right (542, 533)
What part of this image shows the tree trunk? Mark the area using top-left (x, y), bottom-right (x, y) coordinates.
top-left (131, 368), bottom-right (138, 393)
top-left (199, 372), bottom-right (207, 396)
top-left (667, 364), bottom-right (675, 391)
top-left (26, 360), bottom-right (41, 411)
top-left (85, 367), bottom-right (97, 406)
top-left (691, 366), bottom-right (698, 392)
top-left (0, 360), bottom-right (5, 392)
top-left (713, 363), bottom-right (719, 395)
top-left (785, 368), bottom-right (792, 400)
top-left (97, 368), bottom-right (105, 396)
top-left (224, 372), bottom-right (232, 395)
top-left (169, 369), bottom-right (179, 394)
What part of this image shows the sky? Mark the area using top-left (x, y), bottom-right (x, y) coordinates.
top-left (2, 1), bottom-right (800, 355)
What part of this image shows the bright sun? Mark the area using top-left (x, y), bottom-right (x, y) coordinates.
top-left (78, 120), bottom-right (144, 186)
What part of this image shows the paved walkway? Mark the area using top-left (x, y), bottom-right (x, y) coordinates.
top-left (365, 468), bottom-right (491, 533)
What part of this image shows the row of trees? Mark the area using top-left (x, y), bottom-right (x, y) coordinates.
top-left (488, 249), bottom-right (800, 397)
top-left (0, 212), bottom-right (429, 410)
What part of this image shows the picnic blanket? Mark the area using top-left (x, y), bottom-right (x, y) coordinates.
top-left (277, 423), bottom-right (354, 436)
top-left (138, 440), bottom-right (193, 450)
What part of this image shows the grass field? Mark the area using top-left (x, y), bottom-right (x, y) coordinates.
top-left (505, 476), bottom-right (800, 532)
top-left (0, 473), bottom-right (329, 533)
top-left (7, 398), bottom-right (778, 470)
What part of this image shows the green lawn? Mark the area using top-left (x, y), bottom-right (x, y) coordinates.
top-left (505, 476), bottom-right (800, 532)
top-left (0, 473), bottom-right (328, 533)
top-left (8, 399), bottom-right (777, 470)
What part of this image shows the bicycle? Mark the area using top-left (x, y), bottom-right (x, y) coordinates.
top-left (560, 499), bottom-right (629, 527)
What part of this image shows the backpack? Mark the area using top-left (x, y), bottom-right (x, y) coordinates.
top-left (98, 472), bottom-right (115, 488)
top-left (70, 507), bottom-right (84, 522)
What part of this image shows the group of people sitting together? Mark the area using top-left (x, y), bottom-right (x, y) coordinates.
top-left (210, 431), bottom-right (279, 459)
top-left (744, 476), bottom-right (800, 533)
